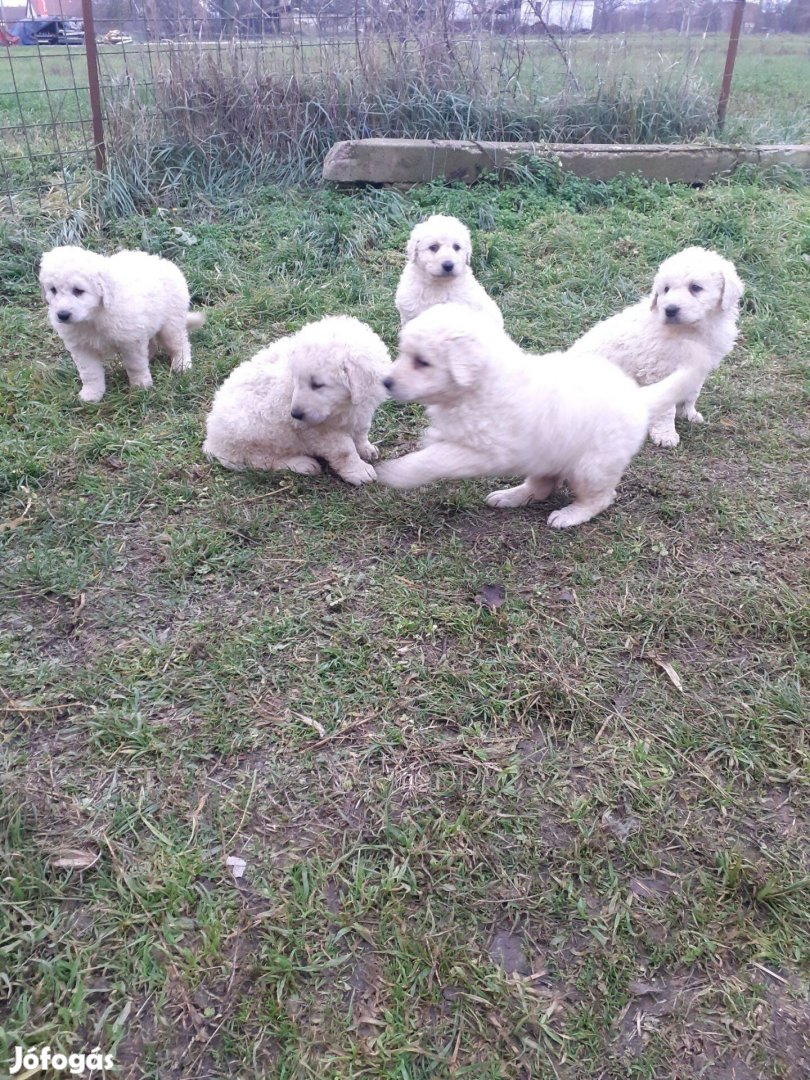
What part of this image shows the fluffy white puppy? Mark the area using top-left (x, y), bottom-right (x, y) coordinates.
top-left (376, 304), bottom-right (697, 528)
top-left (567, 246), bottom-right (744, 447)
top-left (39, 246), bottom-right (204, 403)
top-left (395, 214), bottom-right (504, 328)
top-left (203, 316), bottom-right (391, 485)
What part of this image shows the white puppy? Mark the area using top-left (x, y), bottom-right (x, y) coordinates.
top-left (39, 246), bottom-right (204, 403)
top-left (203, 316), bottom-right (391, 485)
top-left (395, 214), bottom-right (504, 328)
top-left (376, 304), bottom-right (697, 528)
top-left (567, 246), bottom-right (744, 447)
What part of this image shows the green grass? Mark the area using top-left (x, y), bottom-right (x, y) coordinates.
top-left (1, 170), bottom-right (809, 1078)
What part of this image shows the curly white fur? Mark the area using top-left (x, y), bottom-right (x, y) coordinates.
top-left (567, 246), bottom-right (744, 447)
top-left (39, 246), bottom-right (204, 403)
top-left (376, 304), bottom-right (699, 528)
top-left (395, 214), bottom-right (504, 328)
top-left (203, 316), bottom-right (391, 486)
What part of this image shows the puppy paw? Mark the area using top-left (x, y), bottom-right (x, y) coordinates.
top-left (686, 409), bottom-right (704, 425)
top-left (129, 375), bottom-right (154, 391)
top-left (79, 385), bottom-right (104, 403)
top-left (170, 356), bottom-right (192, 374)
top-left (650, 429), bottom-right (680, 448)
top-left (486, 487), bottom-right (529, 509)
top-left (358, 442), bottom-right (379, 463)
top-left (340, 461), bottom-right (377, 486)
top-left (282, 456), bottom-right (321, 475)
top-left (547, 507), bottom-right (580, 529)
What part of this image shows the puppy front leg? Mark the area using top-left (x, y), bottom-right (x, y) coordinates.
top-left (71, 350), bottom-right (106, 403)
top-left (376, 443), bottom-right (493, 490)
top-left (320, 433), bottom-right (377, 486)
top-left (120, 342), bottom-right (154, 391)
top-left (649, 405), bottom-right (679, 448)
top-left (351, 407), bottom-right (379, 463)
top-left (676, 380), bottom-right (706, 425)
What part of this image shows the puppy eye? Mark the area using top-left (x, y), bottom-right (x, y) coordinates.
top-left (428, 244), bottom-right (439, 253)
top-left (413, 355), bottom-right (430, 369)
top-left (49, 286), bottom-right (56, 295)
top-left (453, 244), bottom-right (461, 252)
top-left (72, 287), bottom-right (85, 297)
top-left (310, 378), bottom-right (324, 390)
top-left (689, 283), bottom-right (704, 294)
top-left (663, 286), bottom-right (670, 294)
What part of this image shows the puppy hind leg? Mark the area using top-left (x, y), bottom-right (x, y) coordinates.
top-left (486, 475), bottom-right (555, 509)
top-left (158, 320), bottom-right (193, 374)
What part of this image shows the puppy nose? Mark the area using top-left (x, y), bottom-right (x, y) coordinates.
top-left (290, 408), bottom-right (305, 420)
top-left (664, 304), bottom-right (680, 319)
top-left (57, 310), bottom-right (71, 322)
top-left (382, 377), bottom-right (394, 391)
top-left (441, 261), bottom-right (454, 273)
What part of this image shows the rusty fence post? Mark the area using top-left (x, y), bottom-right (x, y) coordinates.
top-left (717, 0), bottom-right (746, 133)
top-left (81, 0), bottom-right (106, 171)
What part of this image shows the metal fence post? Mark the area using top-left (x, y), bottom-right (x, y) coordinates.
top-left (81, 0), bottom-right (106, 171)
top-left (717, 0), bottom-right (746, 133)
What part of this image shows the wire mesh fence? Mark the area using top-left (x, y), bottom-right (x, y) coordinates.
top-left (1, 1), bottom-right (807, 215)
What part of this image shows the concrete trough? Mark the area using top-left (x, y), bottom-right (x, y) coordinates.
top-left (323, 139), bottom-right (810, 187)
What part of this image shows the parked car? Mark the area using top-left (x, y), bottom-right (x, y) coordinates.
top-left (11, 18), bottom-right (85, 45)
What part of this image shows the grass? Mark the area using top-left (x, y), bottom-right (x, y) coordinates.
top-left (1, 169), bottom-right (809, 1078)
top-left (0, 32), bottom-right (808, 204)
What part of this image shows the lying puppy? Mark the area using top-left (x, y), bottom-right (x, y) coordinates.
top-left (203, 315), bottom-right (390, 485)
top-left (39, 246), bottom-right (204, 402)
top-left (395, 214), bottom-right (504, 328)
top-left (376, 304), bottom-right (696, 528)
top-left (567, 246), bottom-right (744, 447)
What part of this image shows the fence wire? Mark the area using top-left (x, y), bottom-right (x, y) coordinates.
top-left (0, 1), bottom-right (807, 215)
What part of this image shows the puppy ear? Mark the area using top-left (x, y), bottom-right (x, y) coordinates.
top-left (341, 356), bottom-right (375, 401)
top-left (464, 244), bottom-right (472, 267)
top-left (446, 329), bottom-right (491, 389)
top-left (93, 269), bottom-right (108, 307)
top-left (719, 259), bottom-right (744, 312)
top-left (649, 287), bottom-right (659, 310)
top-left (406, 230), bottom-right (420, 263)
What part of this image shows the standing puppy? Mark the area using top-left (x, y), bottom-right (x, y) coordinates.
top-left (395, 215), bottom-right (504, 328)
top-left (567, 247), bottom-right (744, 447)
top-left (203, 316), bottom-right (390, 485)
top-left (377, 304), bottom-right (697, 528)
top-left (39, 246), bottom-right (204, 403)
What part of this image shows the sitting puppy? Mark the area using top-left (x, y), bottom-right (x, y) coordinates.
top-left (203, 316), bottom-right (391, 485)
top-left (395, 214), bottom-right (504, 328)
top-left (376, 304), bottom-right (697, 528)
top-left (39, 246), bottom-right (204, 402)
top-left (567, 246), bottom-right (744, 447)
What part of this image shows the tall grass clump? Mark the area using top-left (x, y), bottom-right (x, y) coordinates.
top-left (102, 24), bottom-right (718, 203)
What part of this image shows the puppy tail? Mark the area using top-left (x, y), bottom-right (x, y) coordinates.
top-left (639, 367), bottom-right (697, 416)
top-left (187, 311), bottom-right (206, 331)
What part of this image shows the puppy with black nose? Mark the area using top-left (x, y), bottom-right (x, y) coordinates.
top-left (566, 246), bottom-right (744, 447)
top-left (39, 245), bottom-right (204, 403)
top-left (395, 214), bottom-right (504, 328)
top-left (203, 316), bottom-right (391, 485)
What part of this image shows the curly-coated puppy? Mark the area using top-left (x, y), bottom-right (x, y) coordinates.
top-left (39, 246), bottom-right (204, 403)
top-left (203, 316), bottom-right (391, 485)
top-left (567, 246), bottom-right (744, 447)
top-left (376, 304), bottom-right (698, 528)
top-left (395, 214), bottom-right (504, 328)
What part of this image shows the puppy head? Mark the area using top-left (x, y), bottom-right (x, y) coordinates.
top-left (650, 246), bottom-right (744, 326)
top-left (38, 246), bottom-right (107, 327)
top-left (288, 317), bottom-right (385, 426)
top-left (406, 215), bottom-right (472, 281)
top-left (383, 303), bottom-right (499, 405)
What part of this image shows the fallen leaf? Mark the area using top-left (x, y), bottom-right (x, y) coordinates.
top-left (100, 455), bottom-right (126, 471)
top-left (0, 495), bottom-right (33, 533)
top-left (628, 979), bottom-right (662, 996)
top-left (475, 583), bottom-right (505, 609)
top-left (50, 848), bottom-right (100, 871)
top-left (295, 713), bottom-right (326, 737)
top-left (172, 226), bottom-right (198, 246)
top-left (226, 856), bottom-right (246, 879)
top-left (652, 658), bottom-right (683, 692)
top-left (557, 588), bottom-right (575, 604)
